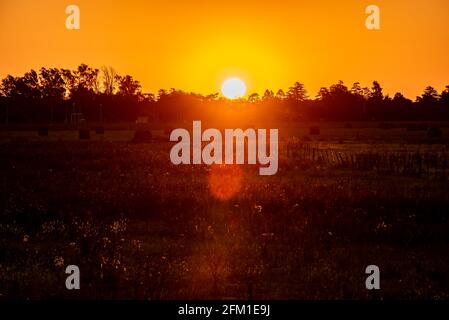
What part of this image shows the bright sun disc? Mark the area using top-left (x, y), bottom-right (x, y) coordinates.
top-left (221, 77), bottom-right (247, 99)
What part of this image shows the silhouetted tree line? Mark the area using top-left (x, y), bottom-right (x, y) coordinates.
top-left (1, 64), bottom-right (449, 124)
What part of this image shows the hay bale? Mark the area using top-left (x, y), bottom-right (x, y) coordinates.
top-left (132, 129), bottom-right (153, 143)
top-left (427, 127), bottom-right (443, 139)
top-left (37, 127), bottom-right (49, 137)
top-left (309, 126), bottom-right (320, 135)
top-left (79, 129), bottom-right (90, 140)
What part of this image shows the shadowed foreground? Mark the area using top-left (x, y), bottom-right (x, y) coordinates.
top-left (1, 130), bottom-right (449, 299)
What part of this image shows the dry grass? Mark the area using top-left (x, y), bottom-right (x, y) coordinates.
top-left (1, 124), bottom-right (449, 299)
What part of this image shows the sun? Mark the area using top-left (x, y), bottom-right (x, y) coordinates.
top-left (221, 77), bottom-right (247, 99)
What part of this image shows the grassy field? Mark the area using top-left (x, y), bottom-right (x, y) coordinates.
top-left (1, 122), bottom-right (449, 299)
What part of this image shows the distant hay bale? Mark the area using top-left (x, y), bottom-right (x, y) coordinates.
top-left (95, 126), bottom-right (105, 135)
top-left (344, 123), bottom-right (353, 129)
top-left (132, 129), bottom-right (153, 143)
top-left (309, 126), bottom-right (320, 135)
top-left (37, 127), bottom-right (49, 137)
top-left (79, 129), bottom-right (90, 140)
top-left (427, 127), bottom-right (443, 139)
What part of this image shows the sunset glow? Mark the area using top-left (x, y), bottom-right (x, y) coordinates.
top-left (2, 0), bottom-right (449, 303)
top-left (1, 0), bottom-right (448, 97)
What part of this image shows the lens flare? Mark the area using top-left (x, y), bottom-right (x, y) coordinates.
top-left (208, 165), bottom-right (243, 201)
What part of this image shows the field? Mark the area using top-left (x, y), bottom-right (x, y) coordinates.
top-left (1, 122), bottom-right (449, 299)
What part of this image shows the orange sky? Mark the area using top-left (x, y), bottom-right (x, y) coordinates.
top-left (1, 0), bottom-right (448, 99)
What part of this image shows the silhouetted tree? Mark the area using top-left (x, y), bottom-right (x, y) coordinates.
top-left (248, 93), bottom-right (260, 104)
top-left (262, 90), bottom-right (275, 101)
top-left (2, 71), bottom-right (41, 99)
top-left (205, 93), bottom-right (219, 101)
top-left (276, 89), bottom-right (286, 100)
top-left (393, 92), bottom-right (412, 105)
top-left (350, 82), bottom-right (365, 98)
top-left (287, 82), bottom-right (308, 101)
top-left (1, 65), bottom-right (448, 123)
top-left (39, 68), bottom-right (65, 99)
top-left (1, 75), bottom-right (19, 98)
top-left (102, 66), bottom-right (118, 95)
top-left (316, 87), bottom-right (330, 101)
top-left (417, 86), bottom-right (439, 106)
top-left (39, 68), bottom-right (66, 121)
top-left (370, 81), bottom-right (383, 102)
top-left (73, 64), bottom-right (99, 93)
top-left (440, 85), bottom-right (449, 106)
top-left (117, 75), bottom-right (142, 97)
top-left (157, 89), bottom-right (168, 100)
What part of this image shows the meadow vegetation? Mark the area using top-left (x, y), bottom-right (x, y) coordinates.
top-left (1, 123), bottom-right (449, 299)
